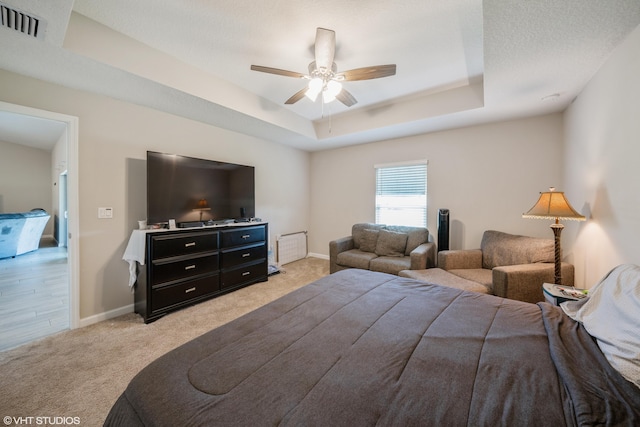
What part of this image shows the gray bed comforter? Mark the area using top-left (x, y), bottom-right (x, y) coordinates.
top-left (104, 269), bottom-right (640, 426)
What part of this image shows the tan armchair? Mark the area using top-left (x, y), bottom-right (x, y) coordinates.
top-left (437, 230), bottom-right (574, 303)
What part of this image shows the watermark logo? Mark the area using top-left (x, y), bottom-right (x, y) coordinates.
top-left (3, 416), bottom-right (81, 425)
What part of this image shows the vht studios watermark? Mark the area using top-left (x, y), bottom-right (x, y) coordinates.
top-left (3, 416), bottom-right (80, 426)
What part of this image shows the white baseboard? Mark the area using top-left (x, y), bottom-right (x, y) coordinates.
top-left (307, 252), bottom-right (329, 260)
top-left (79, 304), bottom-right (135, 328)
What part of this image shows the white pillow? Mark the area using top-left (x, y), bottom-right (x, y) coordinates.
top-left (562, 264), bottom-right (640, 389)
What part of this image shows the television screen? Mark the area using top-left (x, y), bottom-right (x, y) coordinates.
top-left (147, 151), bottom-right (255, 226)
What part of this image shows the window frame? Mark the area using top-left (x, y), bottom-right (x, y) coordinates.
top-left (374, 160), bottom-right (428, 227)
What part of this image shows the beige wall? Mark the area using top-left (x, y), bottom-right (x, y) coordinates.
top-left (0, 69), bottom-right (310, 320)
top-left (309, 114), bottom-right (566, 257)
top-left (563, 25), bottom-right (640, 288)
top-left (0, 139), bottom-right (53, 236)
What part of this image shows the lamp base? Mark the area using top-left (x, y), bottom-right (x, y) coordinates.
top-left (550, 223), bottom-right (564, 285)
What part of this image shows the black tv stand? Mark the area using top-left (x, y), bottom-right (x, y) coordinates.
top-left (134, 223), bottom-right (268, 323)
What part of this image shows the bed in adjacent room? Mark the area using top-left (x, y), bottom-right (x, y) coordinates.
top-left (104, 265), bottom-right (640, 426)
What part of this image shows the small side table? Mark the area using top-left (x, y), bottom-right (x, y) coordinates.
top-left (542, 282), bottom-right (589, 306)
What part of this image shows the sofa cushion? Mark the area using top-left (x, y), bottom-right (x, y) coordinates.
top-left (370, 256), bottom-right (411, 275)
top-left (375, 229), bottom-right (408, 257)
top-left (336, 249), bottom-right (379, 270)
top-left (385, 225), bottom-right (429, 255)
top-left (359, 229), bottom-right (379, 253)
top-left (448, 268), bottom-right (494, 293)
top-left (352, 223), bottom-right (386, 250)
top-left (481, 230), bottom-right (554, 269)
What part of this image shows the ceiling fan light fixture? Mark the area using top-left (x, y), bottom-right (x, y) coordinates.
top-left (305, 88), bottom-right (320, 102)
top-left (326, 80), bottom-right (342, 96)
top-left (305, 77), bottom-right (323, 101)
top-left (322, 80), bottom-right (342, 103)
top-left (322, 90), bottom-right (336, 103)
top-left (308, 77), bottom-right (323, 91)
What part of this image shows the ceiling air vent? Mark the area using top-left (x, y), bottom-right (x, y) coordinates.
top-left (0, 2), bottom-right (44, 39)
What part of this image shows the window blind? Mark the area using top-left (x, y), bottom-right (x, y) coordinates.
top-left (375, 162), bottom-right (427, 227)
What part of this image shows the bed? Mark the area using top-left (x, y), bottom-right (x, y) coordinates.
top-left (104, 265), bottom-right (640, 426)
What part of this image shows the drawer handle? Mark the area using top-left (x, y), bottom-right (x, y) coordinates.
top-left (242, 253), bottom-right (251, 258)
top-left (185, 287), bottom-right (196, 293)
top-left (241, 234), bottom-right (251, 239)
top-left (242, 271), bottom-right (251, 276)
top-left (185, 242), bottom-right (196, 247)
top-left (185, 265), bottom-right (196, 270)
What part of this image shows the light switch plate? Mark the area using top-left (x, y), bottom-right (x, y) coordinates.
top-left (98, 207), bottom-right (113, 219)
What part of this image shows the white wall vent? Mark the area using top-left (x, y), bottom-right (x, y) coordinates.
top-left (0, 2), bottom-right (44, 39)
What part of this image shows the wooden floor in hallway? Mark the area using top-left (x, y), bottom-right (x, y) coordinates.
top-left (0, 239), bottom-right (69, 352)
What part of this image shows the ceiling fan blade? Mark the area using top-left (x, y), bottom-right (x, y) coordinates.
top-left (335, 88), bottom-right (357, 107)
top-left (314, 28), bottom-right (336, 71)
top-left (284, 87), bottom-right (308, 105)
top-left (337, 64), bottom-right (397, 81)
top-left (250, 65), bottom-right (306, 79)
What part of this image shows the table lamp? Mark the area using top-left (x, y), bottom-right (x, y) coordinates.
top-left (194, 198), bottom-right (211, 221)
top-left (522, 188), bottom-right (585, 285)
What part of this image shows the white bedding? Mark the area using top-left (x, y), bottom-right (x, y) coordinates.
top-left (562, 264), bottom-right (640, 389)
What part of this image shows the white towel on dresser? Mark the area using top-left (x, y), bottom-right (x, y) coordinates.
top-left (122, 230), bottom-right (149, 289)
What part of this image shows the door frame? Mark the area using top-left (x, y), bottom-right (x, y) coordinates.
top-left (0, 101), bottom-right (80, 329)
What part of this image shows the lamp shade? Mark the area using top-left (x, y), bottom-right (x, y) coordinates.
top-left (522, 188), bottom-right (585, 221)
top-left (195, 199), bottom-right (210, 211)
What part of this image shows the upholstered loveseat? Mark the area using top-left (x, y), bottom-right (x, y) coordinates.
top-left (0, 209), bottom-right (50, 259)
top-left (437, 230), bottom-right (575, 303)
top-left (329, 223), bottom-right (436, 275)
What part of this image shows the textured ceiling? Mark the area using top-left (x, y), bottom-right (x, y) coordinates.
top-left (0, 0), bottom-right (639, 151)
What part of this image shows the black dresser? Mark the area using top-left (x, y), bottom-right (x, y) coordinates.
top-left (134, 223), bottom-right (268, 323)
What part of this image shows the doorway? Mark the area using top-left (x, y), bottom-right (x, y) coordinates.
top-left (58, 171), bottom-right (68, 248)
top-left (0, 101), bottom-right (79, 350)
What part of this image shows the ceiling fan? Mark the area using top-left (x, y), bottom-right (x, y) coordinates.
top-left (251, 28), bottom-right (396, 107)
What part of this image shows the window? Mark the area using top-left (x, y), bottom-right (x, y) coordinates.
top-left (375, 161), bottom-right (427, 227)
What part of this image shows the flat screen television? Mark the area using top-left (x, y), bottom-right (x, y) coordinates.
top-left (146, 151), bottom-right (255, 226)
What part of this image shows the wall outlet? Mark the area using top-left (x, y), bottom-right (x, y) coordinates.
top-left (98, 207), bottom-right (113, 219)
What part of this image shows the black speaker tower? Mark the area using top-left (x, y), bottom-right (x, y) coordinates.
top-left (437, 208), bottom-right (450, 252)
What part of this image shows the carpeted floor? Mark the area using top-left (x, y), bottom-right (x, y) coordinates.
top-left (0, 257), bottom-right (329, 426)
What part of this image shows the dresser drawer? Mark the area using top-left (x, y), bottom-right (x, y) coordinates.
top-left (220, 226), bottom-right (265, 248)
top-left (221, 243), bottom-right (266, 269)
top-left (151, 274), bottom-right (219, 313)
top-left (150, 231), bottom-right (218, 259)
top-left (220, 260), bottom-right (267, 290)
top-left (150, 253), bottom-right (218, 285)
